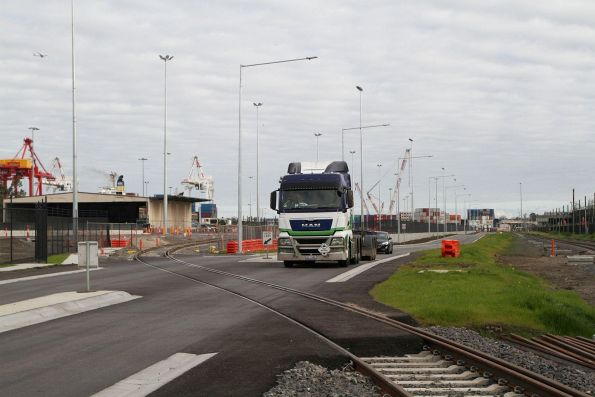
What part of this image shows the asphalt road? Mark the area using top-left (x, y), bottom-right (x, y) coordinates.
top-left (0, 232), bottom-right (483, 396)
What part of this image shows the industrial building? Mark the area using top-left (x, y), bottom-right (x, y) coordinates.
top-left (4, 192), bottom-right (207, 228)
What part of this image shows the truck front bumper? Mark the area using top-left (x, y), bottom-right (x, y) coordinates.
top-left (277, 234), bottom-right (349, 262)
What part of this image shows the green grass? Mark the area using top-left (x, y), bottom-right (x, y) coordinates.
top-left (0, 252), bottom-right (70, 267)
top-left (47, 253), bottom-right (70, 264)
top-left (371, 233), bottom-right (595, 336)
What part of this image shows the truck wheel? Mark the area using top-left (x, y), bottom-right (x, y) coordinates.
top-left (338, 259), bottom-right (349, 267)
top-left (283, 261), bottom-right (294, 268)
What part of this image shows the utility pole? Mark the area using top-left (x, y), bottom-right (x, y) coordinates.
top-left (253, 102), bottom-right (262, 221)
top-left (71, 0), bottom-right (78, 245)
top-left (159, 54), bottom-right (174, 233)
top-left (138, 157), bottom-right (148, 196)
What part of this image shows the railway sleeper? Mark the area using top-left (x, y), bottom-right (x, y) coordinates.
top-left (371, 364), bottom-right (463, 374)
top-left (415, 394), bottom-right (522, 397)
top-left (372, 360), bottom-right (455, 368)
top-left (386, 370), bottom-right (479, 381)
top-left (404, 383), bottom-right (510, 395)
top-left (397, 377), bottom-right (492, 387)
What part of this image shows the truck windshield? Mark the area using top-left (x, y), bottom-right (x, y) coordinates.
top-left (280, 189), bottom-right (343, 212)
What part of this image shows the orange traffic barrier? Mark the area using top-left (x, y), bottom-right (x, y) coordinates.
top-left (226, 238), bottom-right (278, 254)
top-left (111, 239), bottom-right (128, 248)
top-left (441, 240), bottom-right (460, 258)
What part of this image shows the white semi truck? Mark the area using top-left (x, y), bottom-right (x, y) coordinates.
top-left (270, 161), bottom-right (371, 267)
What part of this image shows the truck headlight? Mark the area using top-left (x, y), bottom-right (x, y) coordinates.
top-left (330, 237), bottom-right (344, 247)
top-left (278, 238), bottom-right (292, 247)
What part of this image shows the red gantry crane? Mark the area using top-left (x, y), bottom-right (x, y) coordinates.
top-left (0, 137), bottom-right (55, 197)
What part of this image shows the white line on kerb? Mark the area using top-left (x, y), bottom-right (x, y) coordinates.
top-left (91, 352), bottom-right (218, 397)
top-left (0, 268), bottom-right (103, 285)
top-left (472, 234), bottom-right (486, 244)
top-left (326, 253), bottom-right (410, 283)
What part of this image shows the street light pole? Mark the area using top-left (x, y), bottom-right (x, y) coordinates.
top-left (341, 124), bottom-right (389, 161)
top-left (71, 0), bottom-right (78, 245)
top-left (248, 176), bottom-right (253, 220)
top-left (428, 173), bottom-right (455, 235)
top-left (28, 127), bottom-right (40, 193)
top-left (399, 153), bottom-right (432, 223)
top-left (377, 163), bottom-right (382, 230)
top-left (238, 56), bottom-right (317, 253)
top-left (28, 127), bottom-right (39, 144)
top-left (159, 54), bottom-right (173, 234)
top-left (396, 173), bottom-right (402, 242)
top-left (314, 133), bottom-right (322, 161)
top-left (356, 85), bottom-right (365, 230)
top-left (138, 157), bottom-right (148, 196)
top-left (520, 182), bottom-right (523, 230)
top-left (455, 191), bottom-right (470, 232)
top-left (349, 150), bottom-right (356, 173)
top-left (408, 137), bottom-right (414, 219)
top-left (445, 184), bottom-right (465, 232)
top-left (253, 102), bottom-right (262, 221)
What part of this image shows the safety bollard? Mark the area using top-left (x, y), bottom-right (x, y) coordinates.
top-left (139, 239), bottom-right (143, 250)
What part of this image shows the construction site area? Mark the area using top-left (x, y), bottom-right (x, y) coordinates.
top-left (0, 134), bottom-right (219, 264)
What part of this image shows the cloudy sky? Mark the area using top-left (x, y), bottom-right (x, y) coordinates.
top-left (2, 0), bottom-right (594, 218)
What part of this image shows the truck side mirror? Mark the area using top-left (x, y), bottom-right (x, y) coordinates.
top-left (347, 190), bottom-right (354, 208)
top-left (270, 191), bottom-right (277, 211)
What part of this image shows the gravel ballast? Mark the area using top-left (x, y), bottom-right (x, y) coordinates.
top-left (263, 361), bottom-right (384, 397)
top-left (423, 326), bottom-right (595, 394)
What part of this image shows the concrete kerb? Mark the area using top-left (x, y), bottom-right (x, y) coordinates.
top-left (0, 290), bottom-right (141, 334)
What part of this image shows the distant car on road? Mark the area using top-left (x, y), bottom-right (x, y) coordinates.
top-left (376, 231), bottom-right (393, 254)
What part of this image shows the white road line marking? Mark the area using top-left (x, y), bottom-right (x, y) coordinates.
top-left (0, 268), bottom-right (103, 285)
top-left (326, 253), bottom-right (410, 283)
top-left (91, 352), bottom-right (218, 397)
top-left (472, 234), bottom-right (485, 244)
top-left (0, 291), bottom-right (140, 334)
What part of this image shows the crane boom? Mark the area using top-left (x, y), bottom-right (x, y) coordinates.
top-left (354, 182), bottom-right (371, 216)
top-left (181, 155), bottom-right (214, 200)
top-left (388, 148), bottom-right (411, 214)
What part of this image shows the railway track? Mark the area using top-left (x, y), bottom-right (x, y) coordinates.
top-left (523, 233), bottom-right (595, 254)
top-left (135, 240), bottom-right (590, 397)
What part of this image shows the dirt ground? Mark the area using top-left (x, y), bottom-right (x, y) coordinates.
top-left (498, 236), bottom-right (595, 306)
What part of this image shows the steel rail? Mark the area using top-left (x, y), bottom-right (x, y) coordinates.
top-left (137, 242), bottom-right (589, 397)
top-left (135, 244), bottom-right (409, 397)
top-left (166, 250), bottom-right (587, 397)
top-left (504, 334), bottom-right (595, 369)
top-left (525, 233), bottom-right (595, 253)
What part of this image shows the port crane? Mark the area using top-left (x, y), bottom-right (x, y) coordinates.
top-left (181, 156), bottom-right (214, 200)
top-left (43, 157), bottom-right (72, 192)
top-left (0, 137), bottom-right (55, 197)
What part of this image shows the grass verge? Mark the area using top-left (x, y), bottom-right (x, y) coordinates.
top-left (371, 233), bottom-right (595, 336)
top-left (48, 253), bottom-right (70, 265)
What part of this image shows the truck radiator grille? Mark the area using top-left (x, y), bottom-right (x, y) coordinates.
top-left (294, 238), bottom-right (328, 245)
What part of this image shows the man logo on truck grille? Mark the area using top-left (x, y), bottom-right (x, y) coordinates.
top-left (301, 222), bottom-right (321, 228)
